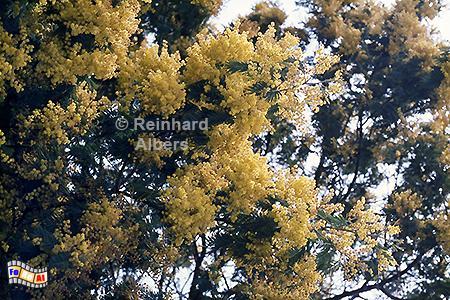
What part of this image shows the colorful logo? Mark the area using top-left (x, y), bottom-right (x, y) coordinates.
top-left (7, 261), bottom-right (48, 288)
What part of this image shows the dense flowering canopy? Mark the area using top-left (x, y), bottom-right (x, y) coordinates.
top-left (0, 0), bottom-right (413, 299)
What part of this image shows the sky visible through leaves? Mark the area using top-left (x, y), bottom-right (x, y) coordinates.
top-left (207, 1), bottom-right (450, 298)
top-left (212, 0), bottom-right (450, 40)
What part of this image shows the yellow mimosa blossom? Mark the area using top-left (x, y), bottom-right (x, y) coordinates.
top-left (191, 0), bottom-right (223, 15)
top-left (0, 25), bottom-right (33, 99)
top-left (118, 44), bottom-right (185, 117)
top-left (21, 82), bottom-right (110, 145)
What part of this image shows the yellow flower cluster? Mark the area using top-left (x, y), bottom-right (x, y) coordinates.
top-left (441, 145), bottom-right (450, 168)
top-left (272, 174), bottom-right (318, 251)
top-left (433, 60), bottom-right (450, 138)
top-left (376, 249), bottom-right (398, 273)
top-left (190, 0), bottom-right (223, 15)
top-left (348, 198), bottom-right (385, 247)
top-left (432, 202), bottom-right (450, 254)
top-left (392, 190), bottom-right (422, 216)
top-left (165, 130), bottom-right (378, 296)
top-left (166, 24), bottom-right (334, 243)
top-left (118, 44), bottom-right (186, 117)
top-left (309, 0), bottom-right (362, 55)
top-left (0, 1), bottom-right (395, 293)
top-left (53, 197), bottom-right (138, 270)
top-left (184, 27), bottom-right (254, 86)
top-left (57, 0), bottom-right (141, 53)
top-left (184, 25), bottom-right (341, 131)
top-left (250, 255), bottom-right (321, 300)
top-left (325, 197), bottom-right (399, 277)
top-left (388, 0), bottom-right (439, 68)
top-left (161, 25), bottom-right (349, 296)
top-left (0, 25), bottom-right (33, 99)
top-left (310, 0), bottom-right (439, 65)
top-left (14, 155), bottom-right (66, 192)
top-left (163, 165), bottom-right (219, 245)
top-left (237, 174), bottom-right (335, 298)
top-left (0, 130), bottom-right (5, 146)
top-left (36, 41), bottom-right (120, 85)
top-left (219, 148), bottom-right (272, 214)
top-left (28, 0), bottom-right (142, 85)
top-left (21, 82), bottom-right (110, 145)
top-left (164, 130), bottom-right (273, 245)
top-left (351, 2), bottom-right (388, 36)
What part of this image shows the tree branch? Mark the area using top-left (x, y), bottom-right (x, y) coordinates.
top-left (188, 235), bottom-right (207, 299)
top-left (323, 254), bottom-right (423, 300)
